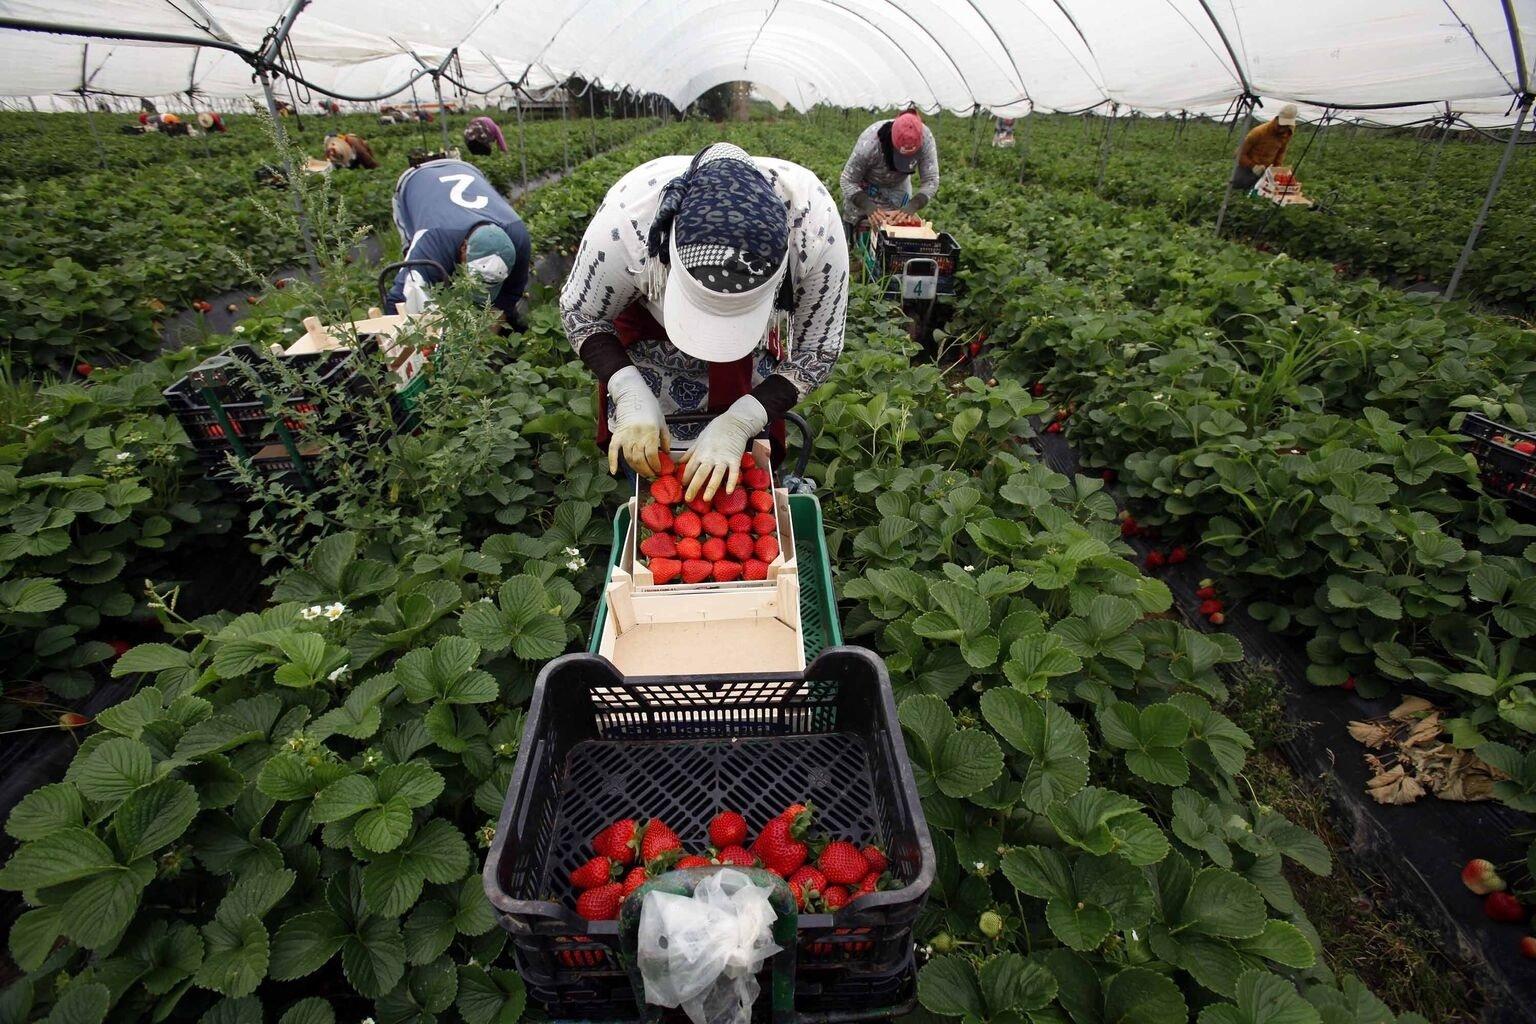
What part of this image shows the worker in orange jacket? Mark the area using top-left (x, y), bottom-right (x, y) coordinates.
top-left (1232, 103), bottom-right (1297, 191)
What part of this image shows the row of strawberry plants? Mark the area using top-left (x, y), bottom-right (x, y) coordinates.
top-left (944, 130), bottom-right (1536, 798)
top-left (974, 111), bottom-right (1536, 309)
top-left (0, 111), bottom-right (658, 368)
top-left (1, 113), bottom-right (1422, 1024)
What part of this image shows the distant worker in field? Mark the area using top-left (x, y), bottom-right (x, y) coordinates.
top-left (463, 115), bottom-right (507, 156)
top-left (839, 109), bottom-right (940, 230)
top-left (157, 113), bottom-right (189, 137)
top-left (1233, 103), bottom-right (1298, 191)
top-left (324, 132), bottom-right (379, 170)
top-left (561, 142), bottom-right (848, 493)
top-left (197, 111), bottom-right (227, 134)
top-left (385, 158), bottom-right (531, 332)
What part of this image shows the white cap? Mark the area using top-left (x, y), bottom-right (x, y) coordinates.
top-left (662, 230), bottom-right (785, 363)
top-left (1278, 103), bottom-right (1298, 125)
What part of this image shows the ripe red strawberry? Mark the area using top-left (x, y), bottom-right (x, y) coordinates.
top-left (714, 489), bottom-right (748, 515)
top-left (673, 511), bottom-right (703, 538)
top-left (752, 512), bottom-right (777, 536)
top-left (675, 537), bottom-right (703, 560)
top-left (641, 534), bottom-right (678, 559)
top-left (593, 820), bottom-right (639, 865)
top-left (621, 865), bottom-right (649, 896)
top-left (656, 451), bottom-right (676, 474)
top-left (1199, 599), bottom-right (1223, 616)
top-left (1168, 546), bottom-right (1188, 564)
top-left (649, 558), bottom-right (682, 585)
top-left (1521, 936), bottom-right (1536, 959)
top-left (862, 846), bottom-right (888, 874)
top-left (822, 885), bottom-right (851, 910)
top-left (58, 712), bottom-right (90, 729)
top-left (641, 820), bottom-right (683, 863)
top-left (741, 452), bottom-right (756, 469)
top-left (726, 534), bottom-right (756, 561)
top-left (753, 817), bottom-right (808, 876)
top-left (818, 841), bottom-right (867, 885)
top-left (1517, 440), bottom-right (1536, 455)
top-left (1485, 891), bottom-right (1525, 923)
top-left (709, 811), bottom-right (748, 848)
top-left (755, 536), bottom-right (780, 562)
top-left (1120, 517), bottom-right (1139, 537)
top-left (108, 640), bottom-right (133, 659)
top-left (681, 559), bottom-right (713, 584)
top-left (702, 512), bottom-right (729, 537)
top-left (1209, 612), bottom-right (1226, 625)
top-left (855, 871), bottom-right (881, 896)
top-left (728, 513), bottom-right (753, 533)
top-left (701, 537), bottom-right (727, 561)
top-left (75, 361), bottom-right (93, 378)
top-left (749, 491), bottom-right (775, 513)
top-left (788, 879), bottom-right (810, 908)
top-left (743, 468), bottom-right (771, 490)
top-left (713, 560), bottom-right (744, 583)
top-left (676, 855), bottom-right (712, 869)
top-left (1144, 550), bottom-right (1166, 570)
top-left (1032, 381), bottom-right (1045, 396)
top-left (571, 856), bottom-right (618, 890)
top-left (1045, 421), bottom-right (1062, 434)
top-left (640, 502), bottom-right (674, 532)
top-left (743, 559), bottom-right (769, 581)
top-left (1101, 469), bottom-right (1117, 483)
top-left (716, 845), bottom-right (757, 867)
top-left (1463, 859), bottom-right (1506, 895)
top-left (650, 476), bottom-right (683, 504)
top-left (778, 803), bottom-right (810, 823)
top-left (1194, 585), bottom-right (1218, 600)
top-left (576, 883), bottom-right (624, 920)
top-left (789, 866), bottom-right (827, 895)
top-left (688, 497), bottom-right (712, 515)
top-left (1342, 675), bottom-right (1356, 691)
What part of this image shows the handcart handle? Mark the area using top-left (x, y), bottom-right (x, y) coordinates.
top-left (376, 259), bottom-right (450, 307)
top-left (665, 410), bottom-right (812, 480)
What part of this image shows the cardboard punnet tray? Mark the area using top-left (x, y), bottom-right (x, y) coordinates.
top-left (597, 438), bottom-right (805, 675)
top-left (281, 309), bottom-right (439, 391)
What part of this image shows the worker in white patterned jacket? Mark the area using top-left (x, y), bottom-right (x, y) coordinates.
top-left (560, 142), bottom-right (848, 500)
top-left (839, 109), bottom-right (940, 231)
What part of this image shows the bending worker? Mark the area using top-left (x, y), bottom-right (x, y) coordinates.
top-left (324, 132), bottom-right (379, 170)
top-left (560, 142), bottom-right (848, 499)
top-left (464, 115), bottom-right (508, 156)
top-left (839, 109), bottom-right (939, 230)
top-left (1233, 103), bottom-right (1298, 191)
top-left (386, 158), bottom-right (531, 331)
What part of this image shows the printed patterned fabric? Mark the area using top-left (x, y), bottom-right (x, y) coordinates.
top-left (671, 153), bottom-right (788, 294)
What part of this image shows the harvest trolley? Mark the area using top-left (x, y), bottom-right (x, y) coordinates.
top-left (483, 413), bottom-right (932, 1023)
top-left (855, 215), bottom-right (962, 358)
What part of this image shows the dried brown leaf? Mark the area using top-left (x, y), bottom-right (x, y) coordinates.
top-left (1389, 696), bottom-right (1436, 721)
top-left (1366, 764), bottom-right (1427, 805)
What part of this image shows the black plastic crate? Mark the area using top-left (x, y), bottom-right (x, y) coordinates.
top-left (874, 229), bottom-right (961, 298)
top-left (482, 648), bottom-right (931, 1021)
top-left (1460, 413), bottom-right (1536, 513)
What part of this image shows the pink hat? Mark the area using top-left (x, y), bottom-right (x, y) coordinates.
top-left (891, 111), bottom-right (924, 153)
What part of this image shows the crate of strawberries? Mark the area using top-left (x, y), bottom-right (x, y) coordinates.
top-left (1460, 412), bottom-right (1536, 513)
top-left (595, 438), bottom-right (806, 674)
top-left (483, 648), bottom-right (932, 1020)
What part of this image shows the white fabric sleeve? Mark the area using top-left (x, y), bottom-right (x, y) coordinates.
top-left (839, 129), bottom-right (878, 205)
top-left (915, 127), bottom-right (941, 201)
top-left (559, 201), bottom-right (643, 355)
top-left (779, 232), bottom-right (849, 396)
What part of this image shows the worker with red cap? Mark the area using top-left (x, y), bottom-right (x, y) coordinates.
top-left (839, 109), bottom-right (940, 229)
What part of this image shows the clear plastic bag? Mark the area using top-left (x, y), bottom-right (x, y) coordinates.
top-left (638, 869), bottom-right (781, 1024)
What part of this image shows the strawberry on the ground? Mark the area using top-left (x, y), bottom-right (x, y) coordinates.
top-left (743, 559), bottom-right (769, 581)
top-left (752, 512), bottom-right (777, 536)
top-left (1462, 859), bottom-right (1506, 895)
top-left (688, 497), bottom-right (712, 515)
top-left (749, 491), bottom-right (774, 513)
top-left (861, 846), bottom-right (888, 874)
top-left (754, 536), bottom-right (780, 562)
top-left (753, 816), bottom-right (809, 876)
top-left (1209, 612), bottom-right (1227, 625)
top-left (675, 537), bottom-right (703, 560)
top-left (1169, 546), bottom-right (1188, 564)
top-left (1199, 599), bottom-right (1223, 616)
top-left (702, 512), bottom-right (729, 537)
top-left (676, 855), bottom-right (712, 869)
top-left (1045, 422), bottom-right (1062, 434)
top-left (571, 856), bottom-right (618, 889)
top-left (710, 811), bottom-right (749, 847)
top-left (649, 558), bottom-right (682, 585)
top-left (674, 511), bottom-right (703, 538)
top-left (593, 819), bottom-right (639, 865)
top-left (1194, 585), bottom-right (1218, 600)
top-left (715, 845), bottom-right (757, 867)
top-left (1144, 550), bottom-right (1166, 570)
top-left (714, 489), bottom-right (748, 515)
top-left (1032, 381), bottom-right (1045, 396)
top-left (1521, 936), bottom-right (1536, 959)
top-left (743, 468), bottom-right (771, 490)
top-left (1485, 891), bottom-right (1525, 923)
top-left (621, 866), bottom-right (650, 896)
top-left (641, 534), bottom-right (678, 559)
top-left (818, 841), bottom-right (868, 885)
top-left (726, 534), bottom-right (756, 561)
top-left (1342, 675), bottom-right (1356, 690)
top-left (681, 560), bottom-right (713, 584)
top-left (822, 886), bottom-right (851, 911)
top-left (650, 476), bottom-right (683, 504)
top-left (713, 561), bottom-right (744, 583)
top-left (657, 451), bottom-right (676, 474)
top-left (576, 883), bottom-right (624, 920)
top-left (640, 502), bottom-right (674, 532)
top-left (641, 820), bottom-right (683, 863)
top-left (701, 537), bottom-right (727, 561)
top-left (1120, 517), bottom-right (1138, 537)
top-left (728, 513), bottom-right (753, 534)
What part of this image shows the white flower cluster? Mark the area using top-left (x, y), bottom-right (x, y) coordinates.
top-left (562, 545), bottom-right (586, 573)
top-left (300, 601), bottom-right (347, 621)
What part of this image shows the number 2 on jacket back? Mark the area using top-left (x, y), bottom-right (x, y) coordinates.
top-left (439, 173), bottom-right (488, 210)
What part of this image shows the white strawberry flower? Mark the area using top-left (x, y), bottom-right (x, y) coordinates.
top-left (28, 414), bottom-right (48, 427)
top-left (115, 451), bottom-right (131, 461)
top-left (300, 605), bottom-right (323, 621)
top-left (327, 665), bottom-right (349, 683)
top-left (324, 602), bottom-right (346, 620)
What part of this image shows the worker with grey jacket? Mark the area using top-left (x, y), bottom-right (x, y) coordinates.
top-left (839, 110), bottom-right (940, 229)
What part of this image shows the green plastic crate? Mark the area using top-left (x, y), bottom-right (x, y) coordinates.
top-left (589, 492), bottom-right (841, 662)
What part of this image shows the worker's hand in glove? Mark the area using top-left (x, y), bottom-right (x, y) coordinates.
top-left (850, 191), bottom-right (877, 215)
top-left (681, 395), bottom-right (769, 501)
top-left (900, 194), bottom-right (928, 215)
top-left (606, 365), bottom-right (671, 479)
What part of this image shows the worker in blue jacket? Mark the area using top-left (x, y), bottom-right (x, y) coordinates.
top-left (386, 158), bottom-right (531, 331)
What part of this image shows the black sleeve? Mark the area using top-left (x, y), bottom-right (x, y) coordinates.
top-left (751, 374), bottom-right (800, 420)
top-left (578, 332), bottom-right (633, 384)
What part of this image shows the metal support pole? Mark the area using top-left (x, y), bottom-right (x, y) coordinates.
top-left (514, 98), bottom-right (528, 194)
top-left (970, 105), bottom-right (983, 166)
top-left (1018, 110), bottom-right (1031, 183)
top-left (1424, 116), bottom-right (1454, 182)
top-left (432, 73), bottom-right (449, 151)
top-left (258, 68), bottom-right (316, 269)
top-left (82, 93), bottom-right (107, 169)
top-left (1445, 94), bottom-right (1532, 300)
top-left (588, 87), bottom-right (597, 156)
top-left (1096, 103), bottom-right (1118, 192)
top-left (561, 91), bottom-right (570, 173)
top-left (1214, 97), bottom-right (1256, 236)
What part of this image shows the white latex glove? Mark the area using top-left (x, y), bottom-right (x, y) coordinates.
top-left (681, 396), bottom-right (769, 501)
top-left (607, 365), bottom-right (671, 479)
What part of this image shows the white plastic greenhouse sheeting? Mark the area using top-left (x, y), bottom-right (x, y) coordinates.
top-left (0, 0), bottom-right (1533, 125)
